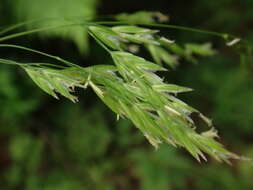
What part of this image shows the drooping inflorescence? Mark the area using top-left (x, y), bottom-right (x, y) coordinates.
top-left (0, 18), bottom-right (243, 163)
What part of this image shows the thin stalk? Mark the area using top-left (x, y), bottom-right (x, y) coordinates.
top-left (0, 58), bottom-right (66, 69)
top-left (0, 19), bottom-right (239, 43)
top-left (0, 19), bottom-right (47, 36)
top-left (25, 63), bottom-right (67, 69)
top-left (88, 30), bottom-right (111, 53)
top-left (0, 58), bottom-right (23, 66)
top-left (0, 44), bottom-right (79, 68)
top-left (0, 22), bottom-right (91, 43)
top-left (94, 21), bottom-right (235, 40)
top-left (0, 25), bottom-right (63, 42)
top-left (0, 17), bottom-right (96, 37)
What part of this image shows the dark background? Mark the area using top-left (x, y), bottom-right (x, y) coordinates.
top-left (0, 0), bottom-right (253, 189)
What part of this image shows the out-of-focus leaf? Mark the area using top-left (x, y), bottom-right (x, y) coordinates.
top-left (12, 0), bottom-right (98, 53)
top-left (163, 43), bottom-right (197, 63)
top-left (9, 134), bottom-right (32, 162)
top-left (115, 11), bottom-right (169, 24)
top-left (185, 43), bottom-right (216, 56)
top-left (147, 44), bottom-right (179, 68)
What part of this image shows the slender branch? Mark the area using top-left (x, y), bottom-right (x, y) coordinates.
top-left (0, 44), bottom-right (79, 68)
top-left (0, 22), bottom-right (91, 43)
top-left (0, 19), bottom-right (46, 36)
top-left (0, 58), bottom-right (23, 66)
top-left (0, 17), bottom-right (96, 37)
top-left (25, 63), bottom-right (67, 69)
top-left (94, 21), bottom-right (236, 40)
top-left (88, 30), bottom-right (111, 53)
top-left (0, 58), bottom-right (66, 69)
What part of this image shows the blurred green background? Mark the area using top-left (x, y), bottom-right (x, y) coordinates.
top-left (0, 0), bottom-right (253, 189)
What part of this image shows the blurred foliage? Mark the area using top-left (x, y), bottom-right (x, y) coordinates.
top-left (8, 0), bottom-right (98, 54)
top-left (181, 57), bottom-right (253, 139)
top-left (1, 0), bottom-right (253, 190)
top-left (115, 11), bottom-right (169, 24)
